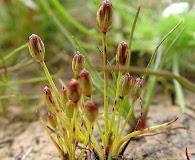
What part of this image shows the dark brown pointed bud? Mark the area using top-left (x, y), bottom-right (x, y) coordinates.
top-left (84, 102), bottom-right (98, 123)
top-left (97, 0), bottom-right (112, 34)
top-left (47, 112), bottom-right (57, 129)
top-left (116, 41), bottom-right (130, 67)
top-left (119, 73), bottom-right (133, 99)
top-left (65, 100), bottom-right (77, 118)
top-left (130, 77), bottom-right (143, 101)
top-left (60, 86), bottom-right (68, 110)
top-left (28, 34), bottom-right (45, 62)
top-left (72, 53), bottom-right (85, 78)
top-left (78, 69), bottom-right (92, 97)
top-left (67, 79), bottom-right (81, 103)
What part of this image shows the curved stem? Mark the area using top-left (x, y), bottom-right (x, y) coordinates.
top-left (112, 118), bottom-right (177, 156)
top-left (142, 21), bottom-right (182, 82)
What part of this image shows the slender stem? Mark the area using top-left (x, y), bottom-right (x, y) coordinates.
top-left (0, 43), bottom-right (28, 64)
top-left (172, 54), bottom-right (185, 112)
top-left (118, 101), bottom-right (135, 139)
top-left (142, 21), bottom-right (182, 82)
top-left (71, 106), bottom-right (78, 160)
top-left (143, 76), bottom-right (157, 117)
top-left (96, 119), bottom-right (105, 145)
top-left (118, 98), bottom-right (143, 156)
top-left (78, 122), bottom-right (93, 159)
top-left (143, 27), bottom-right (186, 116)
top-left (112, 118), bottom-right (177, 156)
top-left (128, 6), bottom-right (141, 66)
top-left (102, 33), bottom-right (109, 137)
top-left (40, 62), bottom-right (60, 100)
top-left (0, 72), bottom-right (60, 86)
top-left (116, 98), bottom-right (123, 138)
top-left (39, 117), bottom-right (64, 159)
top-left (110, 71), bottom-right (122, 133)
top-left (90, 135), bottom-right (104, 159)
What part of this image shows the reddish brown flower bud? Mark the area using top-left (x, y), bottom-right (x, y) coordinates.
top-left (84, 102), bottom-right (99, 123)
top-left (65, 100), bottom-right (77, 118)
top-left (116, 41), bottom-right (130, 67)
top-left (78, 69), bottom-right (92, 97)
top-left (60, 86), bottom-right (68, 110)
top-left (67, 79), bottom-right (81, 103)
top-left (47, 112), bottom-right (57, 129)
top-left (97, 0), bottom-right (113, 34)
top-left (119, 73), bottom-right (133, 99)
top-left (42, 85), bottom-right (54, 107)
top-left (28, 34), bottom-right (45, 62)
top-left (130, 77), bottom-right (143, 101)
top-left (72, 53), bottom-right (85, 78)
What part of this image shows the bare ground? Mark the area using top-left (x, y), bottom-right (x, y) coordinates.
top-left (0, 89), bottom-right (195, 160)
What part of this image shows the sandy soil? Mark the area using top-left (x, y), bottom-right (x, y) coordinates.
top-left (0, 89), bottom-right (195, 160)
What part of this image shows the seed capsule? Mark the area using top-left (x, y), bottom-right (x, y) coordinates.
top-left (72, 53), bottom-right (85, 78)
top-left (116, 41), bottom-right (130, 67)
top-left (47, 112), bottom-right (57, 129)
top-left (78, 69), bottom-right (92, 97)
top-left (97, 0), bottom-right (113, 34)
top-left (67, 79), bottom-right (82, 103)
top-left (119, 73), bottom-right (133, 99)
top-left (60, 86), bottom-right (68, 110)
top-left (42, 85), bottom-right (54, 107)
top-left (84, 102), bottom-right (99, 123)
top-left (65, 100), bottom-right (77, 118)
top-left (28, 34), bottom-right (45, 62)
top-left (130, 77), bottom-right (143, 101)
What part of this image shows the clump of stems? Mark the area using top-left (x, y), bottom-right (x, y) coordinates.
top-left (28, 0), bottom-right (177, 159)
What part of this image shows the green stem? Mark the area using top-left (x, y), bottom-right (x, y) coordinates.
top-left (142, 21), bottom-right (182, 82)
top-left (102, 33), bottom-right (109, 138)
top-left (39, 117), bottom-right (64, 159)
top-left (78, 122), bottom-right (93, 160)
top-left (40, 62), bottom-right (60, 100)
top-left (110, 71), bottom-right (122, 133)
top-left (0, 72), bottom-right (61, 87)
top-left (118, 101), bottom-right (135, 139)
top-left (112, 118), bottom-right (177, 156)
top-left (172, 54), bottom-right (185, 112)
top-left (143, 76), bottom-right (158, 117)
top-left (0, 43), bottom-right (28, 64)
top-left (128, 7), bottom-right (141, 66)
top-left (96, 119), bottom-right (105, 145)
top-left (70, 106), bottom-right (78, 160)
top-left (116, 98), bottom-right (123, 138)
top-left (143, 27), bottom-right (186, 116)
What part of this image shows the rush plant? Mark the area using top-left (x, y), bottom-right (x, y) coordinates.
top-left (28, 1), bottom-right (178, 159)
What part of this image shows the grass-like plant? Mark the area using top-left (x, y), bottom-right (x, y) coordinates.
top-left (27, 1), bottom-right (181, 159)
top-left (0, 43), bottom-right (32, 117)
top-left (0, 43), bottom-right (61, 118)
